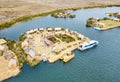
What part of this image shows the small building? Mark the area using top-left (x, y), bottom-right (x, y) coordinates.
top-left (26, 29), bottom-right (35, 34)
top-left (65, 29), bottom-right (70, 33)
top-left (0, 39), bottom-right (7, 45)
top-left (33, 28), bottom-right (39, 31)
top-left (117, 12), bottom-right (120, 15)
top-left (46, 34), bottom-right (53, 39)
top-left (47, 28), bottom-right (53, 32)
top-left (70, 31), bottom-right (78, 36)
top-left (95, 22), bottom-right (105, 28)
top-left (8, 58), bottom-right (17, 68)
top-left (74, 31), bottom-right (79, 36)
top-left (112, 18), bottom-right (120, 22)
top-left (22, 40), bottom-right (29, 48)
top-left (3, 50), bottom-right (15, 60)
top-left (69, 30), bottom-right (74, 35)
top-left (0, 45), bottom-right (8, 52)
top-left (78, 34), bottom-right (84, 39)
top-left (28, 48), bottom-right (35, 58)
top-left (26, 34), bottom-right (33, 39)
top-left (93, 18), bottom-right (100, 22)
top-left (23, 46), bottom-right (29, 52)
top-left (55, 31), bottom-right (62, 35)
top-left (44, 38), bottom-right (53, 46)
top-left (54, 28), bottom-right (62, 31)
top-left (38, 28), bottom-right (44, 31)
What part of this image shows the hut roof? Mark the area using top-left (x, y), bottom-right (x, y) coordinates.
top-left (3, 50), bottom-right (14, 56)
top-left (55, 28), bottom-right (62, 31)
top-left (47, 28), bottom-right (53, 31)
top-left (0, 39), bottom-right (7, 45)
top-left (0, 45), bottom-right (6, 51)
top-left (8, 58), bottom-right (17, 67)
top-left (28, 49), bottom-right (35, 58)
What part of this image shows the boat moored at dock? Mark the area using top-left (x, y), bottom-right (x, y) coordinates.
top-left (78, 40), bottom-right (99, 50)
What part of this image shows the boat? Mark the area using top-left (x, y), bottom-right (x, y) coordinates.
top-left (94, 27), bottom-right (101, 30)
top-left (60, 52), bottom-right (75, 63)
top-left (78, 40), bottom-right (99, 50)
top-left (42, 53), bottom-right (47, 62)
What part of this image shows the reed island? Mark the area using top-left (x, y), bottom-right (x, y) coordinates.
top-left (86, 12), bottom-right (120, 30)
top-left (86, 17), bottom-right (120, 30)
top-left (21, 27), bottom-right (90, 63)
top-left (51, 12), bottom-right (76, 18)
top-left (0, 27), bottom-right (91, 81)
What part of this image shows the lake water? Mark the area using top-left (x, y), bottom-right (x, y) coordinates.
top-left (1, 7), bottom-right (120, 82)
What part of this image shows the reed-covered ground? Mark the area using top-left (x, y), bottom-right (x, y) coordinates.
top-left (0, 0), bottom-right (120, 29)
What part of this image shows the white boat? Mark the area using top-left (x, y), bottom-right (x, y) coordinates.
top-left (94, 27), bottom-right (101, 30)
top-left (78, 40), bottom-right (99, 50)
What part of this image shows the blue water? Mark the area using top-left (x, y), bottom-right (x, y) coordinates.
top-left (1, 7), bottom-right (120, 82)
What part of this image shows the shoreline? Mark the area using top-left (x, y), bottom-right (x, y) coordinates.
top-left (0, 5), bottom-right (120, 30)
top-left (101, 26), bottom-right (120, 30)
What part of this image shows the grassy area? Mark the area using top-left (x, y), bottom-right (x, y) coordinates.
top-left (100, 20), bottom-right (120, 29)
top-left (55, 34), bottom-right (75, 43)
top-left (0, 9), bottom-right (70, 30)
top-left (48, 36), bottom-right (59, 43)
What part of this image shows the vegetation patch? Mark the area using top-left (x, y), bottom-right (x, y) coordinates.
top-left (48, 36), bottom-right (59, 43)
top-left (55, 34), bottom-right (75, 43)
top-left (27, 59), bottom-right (40, 67)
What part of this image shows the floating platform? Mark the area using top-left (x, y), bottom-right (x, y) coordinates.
top-left (60, 52), bottom-right (75, 63)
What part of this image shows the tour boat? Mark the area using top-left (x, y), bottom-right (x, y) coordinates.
top-left (78, 40), bottom-right (99, 50)
top-left (94, 27), bottom-right (101, 30)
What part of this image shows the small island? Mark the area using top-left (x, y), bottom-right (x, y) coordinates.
top-left (0, 27), bottom-right (96, 81)
top-left (21, 27), bottom-right (89, 64)
top-left (51, 12), bottom-right (76, 18)
top-left (86, 17), bottom-right (120, 30)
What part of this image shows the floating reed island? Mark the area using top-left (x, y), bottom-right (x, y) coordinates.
top-left (51, 12), bottom-right (76, 18)
top-left (86, 17), bottom-right (120, 30)
top-left (21, 27), bottom-right (90, 64)
top-left (106, 12), bottom-right (120, 18)
top-left (0, 39), bottom-right (20, 81)
top-left (0, 27), bottom-right (98, 81)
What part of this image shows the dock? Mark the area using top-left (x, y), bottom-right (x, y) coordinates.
top-left (60, 52), bottom-right (75, 63)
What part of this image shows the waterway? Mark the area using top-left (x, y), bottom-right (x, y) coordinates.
top-left (1, 7), bottom-right (120, 82)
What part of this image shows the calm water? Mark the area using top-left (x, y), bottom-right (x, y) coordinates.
top-left (1, 7), bottom-right (120, 82)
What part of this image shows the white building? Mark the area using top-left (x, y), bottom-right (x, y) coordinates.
top-left (8, 58), bottom-right (17, 68)
top-left (38, 28), bottom-right (44, 31)
top-left (55, 27), bottom-right (62, 31)
top-left (3, 50), bottom-right (15, 60)
top-left (47, 28), bottom-right (53, 31)
top-left (0, 39), bottom-right (7, 45)
top-left (28, 48), bottom-right (35, 58)
top-left (0, 45), bottom-right (8, 51)
top-left (112, 18), bottom-right (120, 22)
top-left (22, 40), bottom-right (29, 48)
